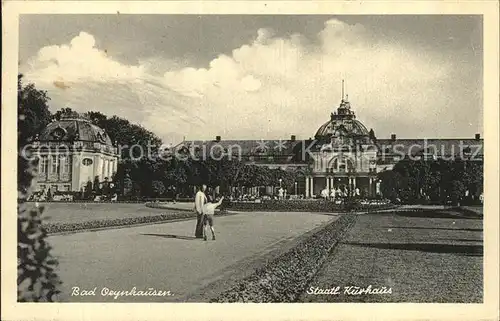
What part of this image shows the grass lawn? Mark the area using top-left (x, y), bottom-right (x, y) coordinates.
top-left (36, 202), bottom-right (178, 224)
top-left (302, 209), bottom-right (483, 303)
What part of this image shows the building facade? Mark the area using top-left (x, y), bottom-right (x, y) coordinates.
top-left (179, 94), bottom-right (483, 198)
top-left (30, 118), bottom-right (119, 193)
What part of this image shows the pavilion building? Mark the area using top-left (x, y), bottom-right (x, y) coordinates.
top-left (30, 117), bottom-right (119, 193)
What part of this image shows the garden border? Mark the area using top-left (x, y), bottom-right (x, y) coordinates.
top-left (211, 213), bottom-right (358, 302)
top-left (44, 210), bottom-right (236, 236)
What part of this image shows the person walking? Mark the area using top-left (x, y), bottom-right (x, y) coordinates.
top-left (194, 184), bottom-right (207, 238)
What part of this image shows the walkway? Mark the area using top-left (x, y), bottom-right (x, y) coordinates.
top-left (49, 211), bottom-right (336, 302)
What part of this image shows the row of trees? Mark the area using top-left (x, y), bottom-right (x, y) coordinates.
top-left (378, 158), bottom-right (483, 205)
top-left (115, 157), bottom-right (299, 198)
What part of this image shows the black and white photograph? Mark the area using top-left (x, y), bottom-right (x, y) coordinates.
top-left (2, 1), bottom-right (499, 321)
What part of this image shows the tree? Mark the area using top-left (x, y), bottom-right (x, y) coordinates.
top-left (17, 76), bottom-right (61, 301)
top-left (93, 176), bottom-right (101, 194)
top-left (123, 173), bottom-right (133, 197)
top-left (17, 74), bottom-right (52, 146)
top-left (84, 180), bottom-right (93, 200)
top-left (378, 170), bottom-right (403, 201)
top-left (52, 107), bottom-right (80, 120)
top-left (151, 181), bottom-right (166, 197)
top-left (449, 180), bottom-right (466, 205)
top-left (99, 115), bottom-right (163, 159)
top-left (82, 111), bottom-right (107, 128)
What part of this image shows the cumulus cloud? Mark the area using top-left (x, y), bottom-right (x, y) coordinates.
top-left (21, 20), bottom-right (480, 144)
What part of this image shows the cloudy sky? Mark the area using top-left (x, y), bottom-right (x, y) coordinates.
top-left (19, 15), bottom-right (483, 144)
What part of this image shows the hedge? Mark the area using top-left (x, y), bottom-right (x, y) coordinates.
top-left (225, 199), bottom-right (396, 213)
top-left (211, 214), bottom-right (358, 302)
top-left (452, 206), bottom-right (483, 218)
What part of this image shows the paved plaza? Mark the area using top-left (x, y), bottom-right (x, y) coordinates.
top-left (49, 211), bottom-right (335, 302)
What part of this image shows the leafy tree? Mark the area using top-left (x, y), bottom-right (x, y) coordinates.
top-left (17, 74), bottom-right (52, 146)
top-left (151, 180), bottom-right (166, 197)
top-left (82, 111), bottom-right (107, 128)
top-left (378, 170), bottom-right (403, 201)
top-left (93, 176), bottom-right (101, 194)
top-left (52, 107), bottom-right (80, 121)
top-left (17, 75), bottom-right (61, 301)
top-left (101, 115), bottom-right (163, 159)
top-left (448, 180), bottom-right (466, 205)
top-left (122, 174), bottom-right (133, 197)
top-left (84, 180), bottom-right (93, 200)
top-left (381, 158), bottom-right (483, 205)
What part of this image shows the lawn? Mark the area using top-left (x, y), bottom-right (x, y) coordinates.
top-left (302, 209), bottom-right (483, 303)
top-left (36, 202), bottom-right (177, 224)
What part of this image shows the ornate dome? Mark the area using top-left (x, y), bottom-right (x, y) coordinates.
top-left (37, 118), bottom-right (114, 146)
top-left (315, 97), bottom-right (370, 139)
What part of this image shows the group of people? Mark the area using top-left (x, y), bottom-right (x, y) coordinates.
top-left (194, 184), bottom-right (224, 241)
top-left (320, 186), bottom-right (360, 200)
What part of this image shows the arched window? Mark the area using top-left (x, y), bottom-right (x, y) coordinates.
top-left (328, 157), bottom-right (353, 173)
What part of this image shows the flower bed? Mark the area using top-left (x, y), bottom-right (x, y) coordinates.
top-left (211, 214), bottom-right (358, 302)
top-left (28, 197), bottom-right (195, 204)
top-left (43, 210), bottom-right (232, 235)
top-left (144, 202), bottom-right (195, 211)
top-left (225, 199), bottom-right (396, 213)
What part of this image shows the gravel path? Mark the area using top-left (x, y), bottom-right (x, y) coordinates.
top-left (49, 211), bottom-right (335, 302)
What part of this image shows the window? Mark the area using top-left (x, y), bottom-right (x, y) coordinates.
top-left (108, 161), bottom-right (112, 178)
top-left (51, 185), bottom-right (58, 192)
top-left (64, 156), bottom-right (71, 173)
top-left (60, 155), bottom-right (71, 173)
top-left (39, 156), bottom-right (49, 174)
top-left (102, 159), bottom-right (106, 178)
top-left (51, 155), bottom-right (59, 173)
top-left (82, 158), bottom-right (93, 166)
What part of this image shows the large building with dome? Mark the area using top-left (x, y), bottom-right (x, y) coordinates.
top-left (179, 93), bottom-right (484, 198)
top-left (31, 118), bottom-right (119, 193)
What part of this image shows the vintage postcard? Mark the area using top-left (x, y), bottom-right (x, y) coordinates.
top-left (2, 1), bottom-right (499, 321)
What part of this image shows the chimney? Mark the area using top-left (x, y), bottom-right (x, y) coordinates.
top-left (391, 134), bottom-right (396, 141)
top-left (291, 135), bottom-right (296, 141)
top-left (215, 135), bottom-right (221, 142)
top-left (475, 133), bottom-right (480, 140)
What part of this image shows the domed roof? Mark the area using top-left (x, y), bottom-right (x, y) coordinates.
top-left (37, 118), bottom-right (114, 146)
top-left (315, 118), bottom-right (370, 138)
top-left (315, 98), bottom-right (370, 138)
